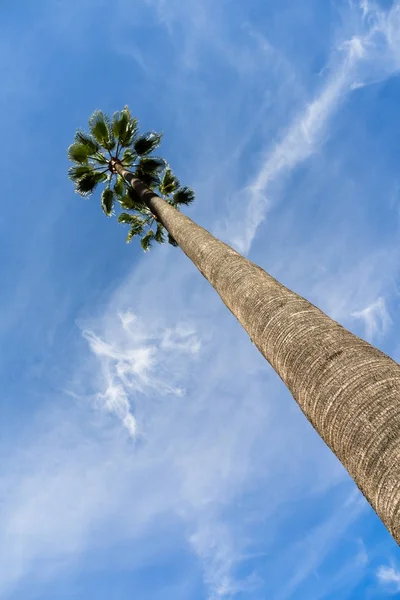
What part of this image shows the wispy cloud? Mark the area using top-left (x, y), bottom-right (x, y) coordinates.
top-left (74, 257), bottom-right (273, 596)
top-left (82, 310), bottom-right (201, 436)
top-left (228, 41), bottom-right (362, 253)
top-left (189, 519), bottom-right (260, 600)
top-left (227, 1), bottom-right (400, 254)
top-left (376, 564), bottom-right (400, 591)
top-left (71, 240), bottom-right (366, 599)
top-left (351, 296), bottom-right (392, 341)
top-left (0, 413), bottom-right (147, 596)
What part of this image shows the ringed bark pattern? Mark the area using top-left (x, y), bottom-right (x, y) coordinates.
top-left (120, 169), bottom-right (400, 545)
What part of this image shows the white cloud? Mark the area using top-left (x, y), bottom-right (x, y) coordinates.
top-left (0, 413), bottom-right (163, 595)
top-left (225, 52), bottom-right (354, 251)
top-left (355, 538), bottom-right (369, 568)
top-left (376, 565), bottom-right (400, 591)
top-left (226, 1), bottom-right (400, 254)
top-left (351, 296), bottom-right (392, 341)
top-left (360, 0), bottom-right (370, 20)
top-left (229, 62), bottom-right (352, 254)
top-left (189, 519), bottom-right (260, 600)
top-left (69, 243), bottom-right (363, 599)
top-left (82, 310), bottom-right (201, 436)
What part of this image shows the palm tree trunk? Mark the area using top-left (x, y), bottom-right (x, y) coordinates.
top-left (119, 167), bottom-right (400, 544)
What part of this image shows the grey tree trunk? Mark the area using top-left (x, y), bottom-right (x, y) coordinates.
top-left (119, 168), bottom-right (400, 545)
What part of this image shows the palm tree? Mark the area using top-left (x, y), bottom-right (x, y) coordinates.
top-left (68, 107), bottom-right (400, 545)
top-left (68, 107), bottom-right (194, 249)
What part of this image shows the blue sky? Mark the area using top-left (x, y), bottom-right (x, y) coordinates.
top-left (1, 0), bottom-right (400, 598)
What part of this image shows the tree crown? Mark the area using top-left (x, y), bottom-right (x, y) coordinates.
top-left (68, 107), bottom-right (195, 251)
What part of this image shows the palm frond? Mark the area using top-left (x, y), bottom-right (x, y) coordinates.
top-left (126, 227), bottom-right (137, 243)
top-left (74, 131), bottom-right (99, 154)
top-left (118, 194), bottom-right (137, 210)
top-left (88, 110), bottom-right (115, 151)
top-left (114, 175), bottom-right (125, 197)
top-left (101, 188), bottom-right (114, 216)
top-left (118, 213), bottom-right (143, 228)
top-left (126, 220), bottom-right (145, 242)
top-left (154, 223), bottom-right (166, 244)
top-left (118, 212), bottom-right (135, 225)
top-left (118, 213), bottom-right (145, 243)
top-left (138, 157), bottom-right (166, 174)
top-left (122, 148), bottom-right (137, 166)
top-left (134, 132), bottom-right (162, 156)
top-left (127, 186), bottom-right (144, 202)
top-left (75, 171), bottom-right (107, 197)
top-left (133, 168), bottom-right (161, 189)
top-left (68, 164), bottom-right (93, 181)
top-left (93, 151), bottom-right (109, 165)
top-left (159, 168), bottom-right (180, 196)
top-left (111, 109), bottom-right (126, 139)
top-left (119, 194), bottom-right (146, 212)
top-left (112, 107), bottom-right (138, 148)
top-left (122, 119), bottom-right (138, 147)
top-left (68, 142), bottom-right (92, 164)
top-left (173, 187), bottom-right (195, 206)
top-left (168, 233), bottom-right (179, 247)
top-left (141, 230), bottom-right (155, 252)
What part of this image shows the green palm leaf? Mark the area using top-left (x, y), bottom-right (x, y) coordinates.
top-left (118, 194), bottom-right (136, 210)
top-left (168, 233), bottom-right (179, 247)
top-left (154, 223), bottom-right (166, 244)
top-left (74, 131), bottom-right (99, 154)
top-left (111, 109), bottom-right (126, 139)
top-left (68, 164), bottom-right (92, 181)
top-left (89, 110), bottom-right (115, 151)
top-left (159, 168), bottom-right (180, 196)
top-left (114, 175), bottom-right (125, 197)
top-left (141, 230), bottom-right (155, 252)
top-left (93, 151), bottom-right (109, 165)
top-left (173, 187), bottom-right (195, 206)
top-left (112, 107), bottom-right (138, 147)
top-left (122, 148), bottom-right (136, 166)
top-left (138, 157), bottom-right (166, 174)
top-left (101, 188), bottom-right (114, 216)
top-left (118, 213), bottom-right (143, 228)
top-left (75, 171), bottom-right (107, 197)
top-left (134, 133), bottom-right (162, 156)
top-left (126, 228), bottom-right (136, 243)
top-left (118, 213), bottom-right (145, 243)
top-left (133, 168), bottom-right (161, 189)
top-left (118, 192), bottom-right (146, 212)
top-left (118, 212), bottom-right (135, 225)
top-left (122, 118), bottom-right (138, 146)
top-left (68, 142), bottom-right (92, 164)
top-left (127, 187), bottom-right (147, 208)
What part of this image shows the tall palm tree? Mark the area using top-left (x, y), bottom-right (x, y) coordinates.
top-left (68, 107), bottom-right (400, 545)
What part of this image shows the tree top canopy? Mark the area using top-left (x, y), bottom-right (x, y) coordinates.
top-left (68, 106), bottom-right (195, 251)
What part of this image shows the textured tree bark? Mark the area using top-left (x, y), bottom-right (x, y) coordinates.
top-left (119, 167), bottom-right (400, 545)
